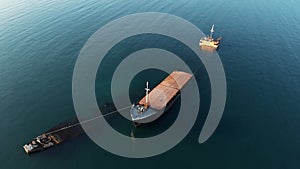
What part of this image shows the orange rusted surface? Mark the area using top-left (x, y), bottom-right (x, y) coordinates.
top-left (139, 71), bottom-right (192, 110)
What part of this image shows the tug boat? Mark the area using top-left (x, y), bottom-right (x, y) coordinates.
top-left (23, 119), bottom-right (84, 154)
top-left (23, 134), bottom-right (55, 154)
top-left (199, 24), bottom-right (222, 49)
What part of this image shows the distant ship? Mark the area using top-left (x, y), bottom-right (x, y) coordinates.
top-left (23, 119), bottom-right (84, 154)
top-left (130, 71), bottom-right (192, 125)
top-left (199, 24), bottom-right (222, 49)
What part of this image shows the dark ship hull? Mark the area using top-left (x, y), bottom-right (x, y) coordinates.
top-left (23, 119), bottom-right (84, 154)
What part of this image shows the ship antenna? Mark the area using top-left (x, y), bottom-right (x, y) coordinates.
top-left (210, 24), bottom-right (214, 38)
top-left (145, 81), bottom-right (150, 104)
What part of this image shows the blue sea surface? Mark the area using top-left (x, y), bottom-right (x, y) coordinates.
top-left (0, 0), bottom-right (300, 168)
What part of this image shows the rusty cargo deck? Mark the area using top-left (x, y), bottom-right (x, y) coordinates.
top-left (139, 71), bottom-right (192, 110)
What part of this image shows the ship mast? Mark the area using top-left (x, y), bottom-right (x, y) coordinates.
top-left (145, 81), bottom-right (150, 104)
top-left (210, 24), bottom-right (214, 38)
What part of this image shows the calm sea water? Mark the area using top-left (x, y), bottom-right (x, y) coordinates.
top-left (1, 0), bottom-right (300, 168)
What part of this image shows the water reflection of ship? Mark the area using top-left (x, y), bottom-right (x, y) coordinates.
top-left (199, 24), bottom-right (222, 49)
